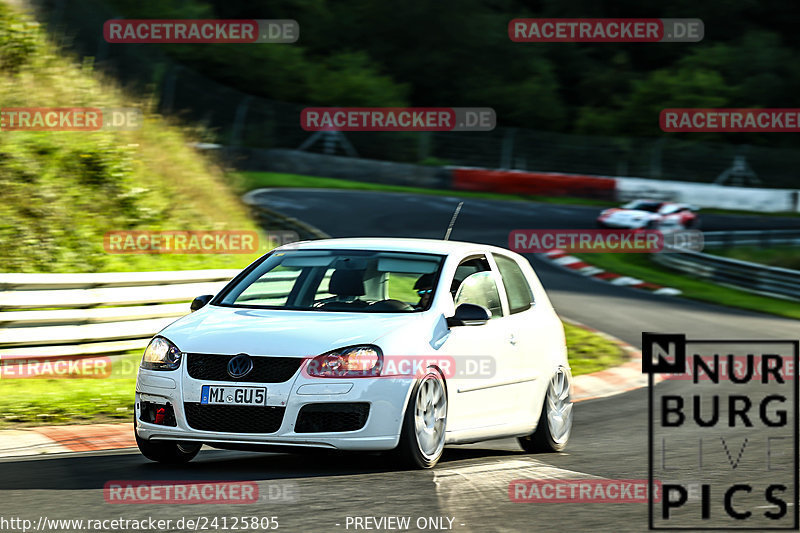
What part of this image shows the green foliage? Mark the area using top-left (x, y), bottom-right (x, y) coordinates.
top-left (0, 4), bottom-right (39, 74)
top-left (94, 0), bottom-right (800, 147)
top-left (0, 6), bottom-right (262, 272)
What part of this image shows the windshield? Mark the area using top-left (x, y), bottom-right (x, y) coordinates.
top-left (217, 249), bottom-right (445, 312)
top-left (623, 200), bottom-right (663, 212)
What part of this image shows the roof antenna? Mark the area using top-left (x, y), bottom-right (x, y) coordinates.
top-left (443, 201), bottom-right (464, 241)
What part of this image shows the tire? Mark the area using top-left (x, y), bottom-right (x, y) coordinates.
top-left (519, 367), bottom-right (573, 453)
top-left (395, 369), bottom-right (448, 469)
top-left (134, 417), bottom-right (201, 464)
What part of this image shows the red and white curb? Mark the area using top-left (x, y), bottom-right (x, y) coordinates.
top-left (0, 423), bottom-right (134, 458)
top-left (543, 249), bottom-right (682, 296)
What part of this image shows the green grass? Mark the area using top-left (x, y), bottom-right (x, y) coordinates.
top-left (0, 352), bottom-right (139, 428)
top-left (235, 171), bottom-right (613, 207)
top-left (571, 252), bottom-right (800, 320)
top-left (0, 5), bottom-right (262, 273)
top-left (564, 322), bottom-right (628, 376)
top-left (708, 246), bottom-right (800, 270)
top-left (0, 324), bottom-right (623, 427)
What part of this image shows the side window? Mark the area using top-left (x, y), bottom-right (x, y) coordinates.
top-left (494, 254), bottom-right (534, 314)
top-left (451, 256), bottom-right (492, 297)
top-left (454, 271), bottom-right (503, 318)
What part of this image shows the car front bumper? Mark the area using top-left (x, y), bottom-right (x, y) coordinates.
top-left (134, 362), bottom-right (414, 451)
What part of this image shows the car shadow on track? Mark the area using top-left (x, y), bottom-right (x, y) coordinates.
top-left (0, 443), bottom-right (527, 491)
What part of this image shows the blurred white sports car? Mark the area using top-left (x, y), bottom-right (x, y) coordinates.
top-left (597, 200), bottom-right (699, 230)
top-left (134, 238), bottom-right (573, 468)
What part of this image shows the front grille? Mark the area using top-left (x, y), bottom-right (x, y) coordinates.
top-left (184, 403), bottom-right (285, 433)
top-left (186, 353), bottom-right (303, 383)
top-left (294, 403), bottom-right (370, 433)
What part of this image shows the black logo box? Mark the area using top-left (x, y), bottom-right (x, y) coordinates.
top-left (645, 335), bottom-right (799, 531)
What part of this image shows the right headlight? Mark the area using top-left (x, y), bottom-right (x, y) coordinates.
top-left (141, 336), bottom-right (182, 371)
top-left (305, 345), bottom-right (383, 378)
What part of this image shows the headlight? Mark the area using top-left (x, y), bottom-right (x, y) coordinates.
top-left (305, 345), bottom-right (383, 378)
top-left (141, 337), bottom-right (182, 371)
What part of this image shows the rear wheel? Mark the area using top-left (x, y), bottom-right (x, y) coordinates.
top-left (395, 369), bottom-right (447, 469)
top-left (519, 367), bottom-right (573, 453)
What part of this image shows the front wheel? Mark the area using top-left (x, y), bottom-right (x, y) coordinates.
top-left (395, 369), bottom-right (448, 469)
top-left (135, 433), bottom-right (202, 464)
top-left (519, 367), bottom-right (573, 453)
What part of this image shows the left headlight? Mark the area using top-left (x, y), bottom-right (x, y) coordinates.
top-left (141, 336), bottom-right (182, 371)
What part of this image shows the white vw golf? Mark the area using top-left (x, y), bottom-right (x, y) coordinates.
top-left (134, 238), bottom-right (573, 468)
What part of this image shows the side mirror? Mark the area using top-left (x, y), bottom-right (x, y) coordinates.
top-left (446, 303), bottom-right (491, 327)
top-left (190, 294), bottom-right (214, 312)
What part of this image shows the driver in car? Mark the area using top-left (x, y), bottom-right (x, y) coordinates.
top-left (414, 273), bottom-right (434, 309)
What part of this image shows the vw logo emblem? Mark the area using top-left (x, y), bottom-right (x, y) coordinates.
top-left (227, 354), bottom-right (253, 378)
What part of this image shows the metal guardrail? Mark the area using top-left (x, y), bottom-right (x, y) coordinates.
top-left (653, 230), bottom-right (800, 301)
top-left (0, 270), bottom-right (309, 358)
top-left (701, 229), bottom-right (800, 247)
top-left (0, 270), bottom-right (239, 357)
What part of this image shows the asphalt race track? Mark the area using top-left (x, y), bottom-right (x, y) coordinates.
top-left (3, 189), bottom-right (800, 533)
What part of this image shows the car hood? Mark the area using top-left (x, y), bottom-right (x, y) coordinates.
top-left (158, 305), bottom-right (423, 357)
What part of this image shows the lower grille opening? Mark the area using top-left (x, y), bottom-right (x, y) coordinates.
top-left (184, 403), bottom-right (285, 433)
top-left (294, 403), bottom-right (370, 433)
top-left (139, 401), bottom-right (177, 427)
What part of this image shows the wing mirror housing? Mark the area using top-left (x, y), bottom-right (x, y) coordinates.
top-left (446, 303), bottom-right (491, 327)
top-left (190, 294), bottom-right (214, 312)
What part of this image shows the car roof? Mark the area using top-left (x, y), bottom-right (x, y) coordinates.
top-left (277, 237), bottom-right (515, 257)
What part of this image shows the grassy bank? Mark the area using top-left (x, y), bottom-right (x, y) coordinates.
top-left (0, 5), bottom-right (262, 273)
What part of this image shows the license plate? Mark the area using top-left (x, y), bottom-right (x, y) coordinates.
top-left (200, 385), bottom-right (266, 406)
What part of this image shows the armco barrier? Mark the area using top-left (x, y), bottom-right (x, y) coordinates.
top-left (0, 270), bottom-right (303, 358)
top-left (653, 230), bottom-right (800, 301)
top-left (451, 168), bottom-right (616, 199)
top-left (615, 177), bottom-right (800, 213)
top-left (702, 229), bottom-right (800, 247)
top-left (0, 270), bottom-right (239, 358)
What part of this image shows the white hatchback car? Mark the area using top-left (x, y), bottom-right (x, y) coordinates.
top-left (134, 238), bottom-right (573, 468)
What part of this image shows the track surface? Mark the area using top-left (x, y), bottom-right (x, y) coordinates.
top-left (3, 189), bottom-right (799, 532)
